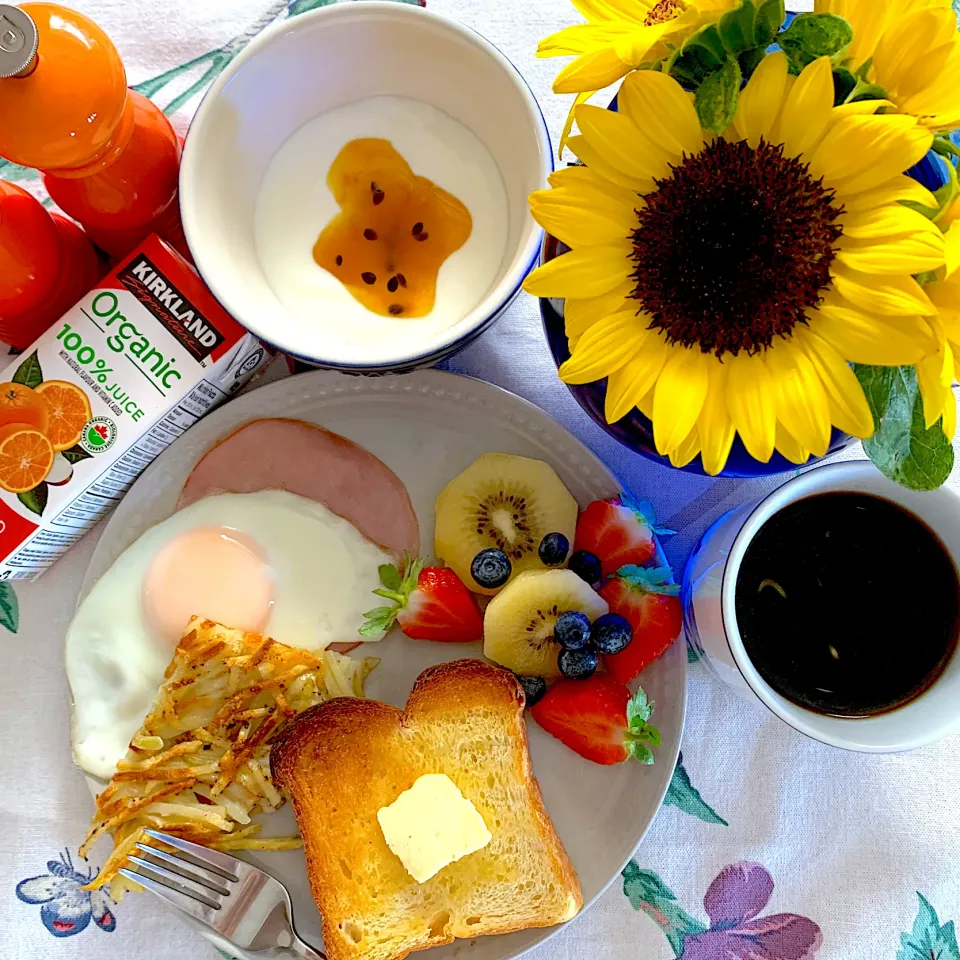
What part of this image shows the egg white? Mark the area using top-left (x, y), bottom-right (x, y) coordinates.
top-left (66, 490), bottom-right (391, 779)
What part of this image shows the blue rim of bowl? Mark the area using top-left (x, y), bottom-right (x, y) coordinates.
top-left (180, 2), bottom-right (553, 372)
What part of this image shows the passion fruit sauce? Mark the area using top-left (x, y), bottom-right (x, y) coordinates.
top-left (734, 492), bottom-right (960, 717)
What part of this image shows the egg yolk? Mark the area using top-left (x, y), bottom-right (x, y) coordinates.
top-left (142, 527), bottom-right (273, 644)
top-left (313, 138), bottom-right (472, 318)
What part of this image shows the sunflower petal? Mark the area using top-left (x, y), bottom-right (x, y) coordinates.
top-left (774, 421), bottom-right (811, 465)
top-left (523, 244), bottom-right (632, 299)
top-left (548, 164), bottom-right (640, 204)
top-left (823, 118), bottom-right (932, 195)
top-left (565, 282), bottom-right (635, 342)
top-left (725, 352), bottom-right (777, 462)
top-left (763, 339), bottom-right (832, 457)
top-left (575, 104), bottom-right (674, 182)
top-left (570, 0), bottom-right (649, 25)
top-left (814, 289), bottom-right (939, 362)
top-left (792, 326), bottom-right (874, 438)
top-left (829, 263), bottom-right (936, 316)
top-left (559, 311), bottom-right (647, 384)
top-left (668, 428), bottom-right (701, 469)
top-left (698, 361), bottom-right (736, 476)
top-left (529, 189), bottom-right (636, 249)
top-left (652, 347), bottom-right (709, 454)
top-left (830, 99), bottom-right (896, 117)
top-left (554, 46), bottom-right (634, 94)
top-left (916, 348), bottom-right (953, 430)
top-left (603, 326), bottom-right (671, 422)
top-left (838, 175), bottom-right (937, 214)
top-left (840, 204), bottom-right (938, 240)
top-left (835, 230), bottom-right (945, 275)
top-left (945, 225), bottom-right (960, 279)
top-left (567, 135), bottom-right (654, 192)
top-left (617, 69), bottom-right (703, 158)
top-left (558, 92), bottom-right (596, 158)
top-left (732, 50), bottom-right (789, 148)
top-left (776, 57), bottom-right (835, 161)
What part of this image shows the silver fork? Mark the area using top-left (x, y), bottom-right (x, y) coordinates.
top-left (119, 829), bottom-right (325, 959)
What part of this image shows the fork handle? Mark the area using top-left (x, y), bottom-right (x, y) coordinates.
top-left (290, 933), bottom-right (327, 960)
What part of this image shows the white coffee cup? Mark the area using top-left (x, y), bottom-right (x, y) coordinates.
top-left (682, 460), bottom-right (960, 752)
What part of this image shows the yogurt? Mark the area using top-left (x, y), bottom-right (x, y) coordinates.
top-left (254, 95), bottom-right (509, 355)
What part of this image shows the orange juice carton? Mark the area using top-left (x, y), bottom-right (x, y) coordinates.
top-left (0, 235), bottom-right (271, 580)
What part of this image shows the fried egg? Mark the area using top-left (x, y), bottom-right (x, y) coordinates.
top-left (66, 490), bottom-right (391, 779)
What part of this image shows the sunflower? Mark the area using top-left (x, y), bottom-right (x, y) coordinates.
top-left (816, 0), bottom-right (960, 131)
top-left (538, 0), bottom-right (739, 150)
top-left (524, 54), bottom-right (946, 474)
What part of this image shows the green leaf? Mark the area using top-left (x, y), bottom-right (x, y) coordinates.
top-left (664, 754), bottom-right (728, 825)
top-left (11, 351), bottom-right (42, 389)
top-left (626, 686), bottom-right (653, 726)
top-left (61, 444), bottom-right (93, 465)
top-left (669, 23), bottom-right (727, 85)
top-left (628, 741), bottom-right (655, 764)
top-left (717, 0), bottom-right (757, 55)
top-left (897, 893), bottom-right (960, 960)
top-left (359, 618), bottom-right (391, 638)
top-left (832, 67), bottom-right (857, 105)
top-left (378, 564), bottom-right (402, 591)
top-left (855, 364), bottom-right (954, 491)
top-left (695, 58), bottom-right (742, 134)
top-left (779, 12), bottom-right (853, 73)
top-left (18, 483), bottom-right (47, 517)
top-left (363, 606), bottom-right (393, 619)
top-left (0, 582), bottom-right (19, 634)
top-left (754, 0), bottom-right (786, 45)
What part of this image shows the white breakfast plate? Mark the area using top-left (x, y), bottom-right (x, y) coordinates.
top-left (76, 369), bottom-right (686, 960)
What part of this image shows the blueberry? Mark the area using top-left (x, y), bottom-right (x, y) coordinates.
top-left (568, 549), bottom-right (602, 585)
top-left (591, 613), bottom-right (633, 654)
top-left (554, 611), bottom-right (591, 650)
top-left (470, 548), bottom-right (512, 589)
top-left (558, 645), bottom-right (599, 680)
top-left (538, 532), bottom-right (570, 567)
top-left (517, 675), bottom-right (547, 707)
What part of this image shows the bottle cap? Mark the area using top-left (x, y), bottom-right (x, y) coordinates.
top-left (0, 5), bottom-right (38, 79)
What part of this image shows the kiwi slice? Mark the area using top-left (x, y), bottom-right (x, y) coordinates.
top-left (483, 569), bottom-right (609, 678)
top-left (434, 452), bottom-right (578, 595)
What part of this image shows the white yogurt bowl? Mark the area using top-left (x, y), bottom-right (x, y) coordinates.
top-left (180, 2), bottom-right (552, 371)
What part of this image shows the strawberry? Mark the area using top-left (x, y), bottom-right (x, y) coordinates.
top-left (360, 558), bottom-right (483, 643)
top-left (531, 674), bottom-right (660, 765)
top-left (573, 493), bottom-right (673, 579)
top-left (599, 565), bottom-right (682, 685)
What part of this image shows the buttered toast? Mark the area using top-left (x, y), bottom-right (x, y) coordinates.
top-left (270, 659), bottom-right (582, 960)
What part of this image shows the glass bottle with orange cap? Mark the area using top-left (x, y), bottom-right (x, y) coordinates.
top-left (0, 3), bottom-right (186, 258)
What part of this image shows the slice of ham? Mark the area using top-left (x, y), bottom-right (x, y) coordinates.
top-left (177, 418), bottom-right (420, 562)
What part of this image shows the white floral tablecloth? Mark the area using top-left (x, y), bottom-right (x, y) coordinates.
top-left (3, 1), bottom-right (960, 959)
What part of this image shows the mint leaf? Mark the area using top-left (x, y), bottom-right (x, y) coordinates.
top-left (695, 57), bottom-right (741, 134)
top-left (628, 741), bottom-right (655, 765)
top-left (363, 606), bottom-right (393, 619)
top-left (378, 564), bottom-right (401, 591)
top-left (779, 12), bottom-right (853, 73)
top-left (0, 582), bottom-right (19, 634)
top-left (616, 565), bottom-right (682, 596)
top-left (626, 686), bottom-right (653, 726)
top-left (855, 364), bottom-right (954, 491)
top-left (359, 618), bottom-right (390, 638)
top-left (18, 483), bottom-right (47, 516)
top-left (11, 351), bottom-right (42, 389)
top-left (897, 893), bottom-right (960, 960)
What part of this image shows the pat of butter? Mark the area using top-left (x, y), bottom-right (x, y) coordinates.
top-left (377, 774), bottom-right (492, 883)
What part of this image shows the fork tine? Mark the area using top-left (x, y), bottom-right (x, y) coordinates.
top-left (143, 829), bottom-right (240, 880)
top-left (133, 845), bottom-right (232, 896)
top-left (119, 866), bottom-right (221, 923)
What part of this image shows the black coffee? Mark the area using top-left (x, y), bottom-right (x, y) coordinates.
top-left (735, 492), bottom-right (960, 717)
